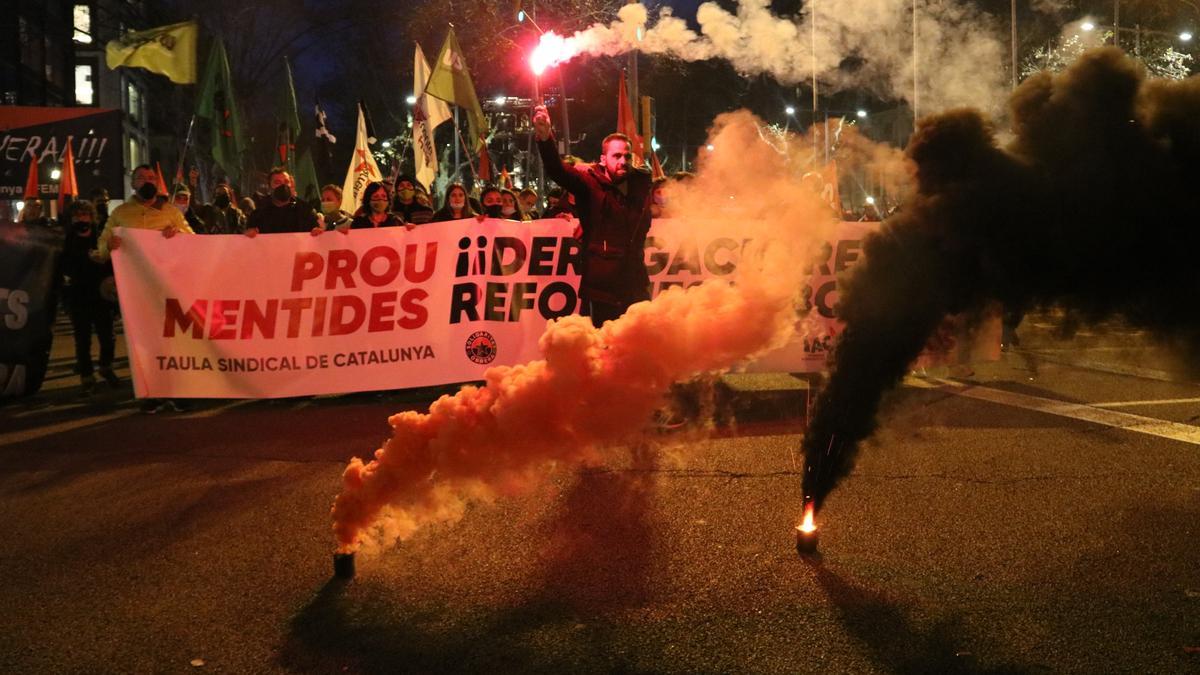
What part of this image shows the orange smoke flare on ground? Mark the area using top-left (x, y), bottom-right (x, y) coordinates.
top-left (328, 110), bottom-right (904, 558)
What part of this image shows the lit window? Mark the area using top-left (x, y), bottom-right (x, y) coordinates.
top-left (74, 5), bottom-right (92, 44)
top-left (75, 64), bottom-right (94, 104)
top-left (126, 82), bottom-right (142, 123)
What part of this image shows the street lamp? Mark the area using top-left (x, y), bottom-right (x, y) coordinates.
top-left (51, 168), bottom-right (61, 180)
top-left (1081, 21), bottom-right (1096, 31)
top-left (1181, 31), bottom-right (1193, 42)
top-left (785, 105), bottom-right (796, 116)
top-left (856, 109), bottom-right (868, 119)
top-left (405, 95), bottom-right (417, 105)
top-left (494, 95), bottom-right (506, 106)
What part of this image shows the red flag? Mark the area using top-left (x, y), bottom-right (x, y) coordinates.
top-left (500, 166), bottom-right (513, 190)
top-left (155, 162), bottom-right (169, 195)
top-left (477, 136), bottom-right (492, 182)
top-left (616, 70), bottom-right (644, 167)
top-left (23, 155), bottom-right (40, 200)
top-left (649, 149), bottom-right (665, 180)
top-left (57, 142), bottom-right (79, 211)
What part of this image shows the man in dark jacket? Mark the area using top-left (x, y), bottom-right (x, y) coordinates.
top-left (245, 168), bottom-right (321, 235)
top-left (533, 105), bottom-right (652, 327)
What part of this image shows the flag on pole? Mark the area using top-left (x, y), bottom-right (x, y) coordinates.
top-left (617, 70), bottom-right (644, 167)
top-left (196, 38), bottom-right (244, 183)
top-left (499, 166), bottom-right (513, 190)
top-left (649, 149), bottom-right (665, 180)
top-left (477, 136), bottom-right (492, 182)
top-left (276, 57), bottom-right (302, 168)
top-left (23, 155), bottom-right (39, 200)
top-left (57, 142), bottom-right (79, 211)
top-left (413, 43), bottom-right (451, 192)
top-left (340, 103), bottom-right (383, 214)
top-left (154, 162), bottom-right (169, 196)
top-left (294, 148), bottom-right (321, 204)
top-left (105, 20), bottom-right (198, 84)
top-left (313, 100), bottom-right (336, 184)
top-left (425, 28), bottom-right (487, 151)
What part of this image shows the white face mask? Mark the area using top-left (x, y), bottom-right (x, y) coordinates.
top-left (173, 202), bottom-right (189, 213)
top-left (501, 206), bottom-right (517, 217)
top-left (450, 198), bottom-right (465, 210)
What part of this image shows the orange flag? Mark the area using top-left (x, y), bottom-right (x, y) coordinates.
top-left (58, 142), bottom-right (79, 211)
top-left (499, 166), bottom-right (513, 190)
top-left (23, 155), bottom-right (40, 200)
top-left (154, 162), bottom-right (169, 195)
top-left (477, 136), bottom-right (492, 182)
top-left (616, 70), bottom-right (644, 167)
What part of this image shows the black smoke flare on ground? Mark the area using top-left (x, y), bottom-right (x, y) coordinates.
top-left (801, 48), bottom-right (1200, 511)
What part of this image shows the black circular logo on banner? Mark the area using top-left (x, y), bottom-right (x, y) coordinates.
top-left (465, 331), bottom-right (498, 364)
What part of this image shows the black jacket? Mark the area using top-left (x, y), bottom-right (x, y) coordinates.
top-left (60, 227), bottom-right (111, 304)
top-left (246, 199), bottom-right (319, 234)
top-left (538, 137), bottom-right (652, 305)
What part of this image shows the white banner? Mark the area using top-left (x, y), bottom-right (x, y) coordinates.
top-left (112, 219), bottom-right (876, 398)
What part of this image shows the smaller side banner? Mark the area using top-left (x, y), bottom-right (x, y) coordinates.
top-left (0, 223), bottom-right (63, 397)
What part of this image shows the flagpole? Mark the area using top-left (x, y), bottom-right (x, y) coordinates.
top-left (453, 107), bottom-right (460, 179)
top-left (452, 120), bottom-right (477, 179)
top-left (173, 113), bottom-right (197, 193)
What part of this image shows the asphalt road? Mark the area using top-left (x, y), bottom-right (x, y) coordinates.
top-left (1, 316), bottom-right (1199, 673)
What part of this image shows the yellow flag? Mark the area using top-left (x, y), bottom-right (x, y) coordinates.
top-left (105, 21), bottom-right (198, 84)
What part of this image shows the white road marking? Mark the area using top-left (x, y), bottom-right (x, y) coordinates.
top-left (922, 378), bottom-right (1200, 446)
top-left (1090, 397), bottom-right (1200, 409)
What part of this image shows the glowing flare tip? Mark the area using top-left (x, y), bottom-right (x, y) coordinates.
top-left (530, 32), bottom-right (569, 76)
top-left (797, 503), bottom-right (817, 533)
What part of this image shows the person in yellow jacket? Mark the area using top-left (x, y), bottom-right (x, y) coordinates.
top-left (94, 164), bottom-right (194, 413)
top-left (95, 164), bottom-right (193, 260)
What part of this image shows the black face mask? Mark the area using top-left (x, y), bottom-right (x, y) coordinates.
top-left (136, 182), bottom-right (158, 201)
top-left (272, 185), bottom-right (292, 202)
top-left (484, 204), bottom-right (503, 218)
top-left (214, 195), bottom-right (231, 209)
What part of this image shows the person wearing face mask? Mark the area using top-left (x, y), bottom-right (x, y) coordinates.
top-left (533, 105), bottom-right (653, 327)
top-left (477, 186), bottom-right (504, 220)
top-left (170, 185), bottom-right (205, 233)
top-left (200, 184), bottom-right (246, 234)
top-left (244, 167), bottom-right (322, 236)
top-left (318, 184), bottom-right (353, 232)
top-left (350, 182), bottom-right (407, 229)
top-left (498, 188), bottom-right (530, 221)
top-left (96, 164), bottom-right (193, 261)
top-left (431, 183), bottom-right (477, 222)
top-left (60, 200), bottom-right (120, 395)
top-left (391, 175), bottom-right (434, 225)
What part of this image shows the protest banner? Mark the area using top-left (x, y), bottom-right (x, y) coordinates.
top-left (0, 223), bottom-right (63, 397)
top-left (114, 218), bottom-right (985, 398)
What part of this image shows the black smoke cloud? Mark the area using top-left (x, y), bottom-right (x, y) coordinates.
top-left (801, 47), bottom-right (1200, 510)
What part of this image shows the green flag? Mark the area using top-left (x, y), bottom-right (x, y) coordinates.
top-left (294, 148), bottom-right (321, 204)
top-left (195, 38), bottom-right (244, 183)
top-left (425, 27), bottom-right (487, 150)
top-left (277, 57), bottom-right (302, 168)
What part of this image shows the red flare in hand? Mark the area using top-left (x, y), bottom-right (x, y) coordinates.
top-left (530, 32), bottom-right (570, 75)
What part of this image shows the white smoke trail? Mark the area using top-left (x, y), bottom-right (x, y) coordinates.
top-left (330, 110), bottom-right (915, 555)
top-left (541, 0), bottom-right (1008, 115)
